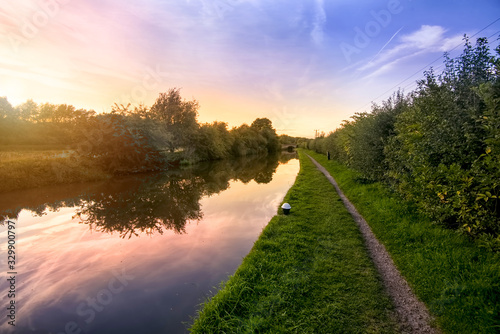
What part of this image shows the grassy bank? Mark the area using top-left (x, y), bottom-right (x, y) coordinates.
top-left (189, 150), bottom-right (400, 333)
top-left (0, 150), bottom-right (110, 193)
top-left (306, 150), bottom-right (499, 333)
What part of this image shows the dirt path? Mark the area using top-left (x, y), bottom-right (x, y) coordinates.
top-left (308, 155), bottom-right (440, 334)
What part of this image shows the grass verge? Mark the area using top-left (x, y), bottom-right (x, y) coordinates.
top-left (0, 150), bottom-right (110, 193)
top-left (306, 150), bottom-right (500, 334)
top-left (189, 150), bottom-right (399, 333)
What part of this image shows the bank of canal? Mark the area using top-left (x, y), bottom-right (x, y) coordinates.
top-left (191, 149), bottom-right (500, 334)
top-left (189, 150), bottom-right (401, 333)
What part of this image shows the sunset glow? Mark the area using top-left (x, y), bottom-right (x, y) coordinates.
top-left (1, 0), bottom-right (499, 136)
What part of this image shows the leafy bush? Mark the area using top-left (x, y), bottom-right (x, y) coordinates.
top-left (75, 114), bottom-right (163, 173)
top-left (194, 122), bottom-right (234, 161)
top-left (307, 37), bottom-right (500, 241)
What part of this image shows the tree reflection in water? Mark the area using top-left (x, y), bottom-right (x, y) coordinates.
top-left (1, 152), bottom-right (297, 238)
top-left (74, 174), bottom-right (206, 238)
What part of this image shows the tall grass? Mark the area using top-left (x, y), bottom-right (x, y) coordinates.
top-left (189, 150), bottom-right (400, 333)
top-left (307, 150), bottom-right (500, 333)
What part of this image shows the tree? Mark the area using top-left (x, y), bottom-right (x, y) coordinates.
top-left (16, 99), bottom-right (38, 121)
top-left (55, 104), bottom-right (76, 123)
top-left (149, 88), bottom-right (199, 152)
top-left (76, 114), bottom-right (162, 173)
top-left (384, 37), bottom-right (499, 235)
top-left (345, 91), bottom-right (409, 180)
top-left (37, 103), bottom-right (57, 122)
top-left (194, 122), bottom-right (233, 161)
top-left (251, 118), bottom-right (280, 153)
top-left (0, 97), bottom-right (15, 119)
top-left (251, 117), bottom-right (273, 131)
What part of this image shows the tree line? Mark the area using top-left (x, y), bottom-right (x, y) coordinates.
top-left (304, 37), bottom-right (500, 240)
top-left (0, 88), bottom-right (297, 174)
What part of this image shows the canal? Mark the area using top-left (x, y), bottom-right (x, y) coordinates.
top-left (0, 153), bottom-right (299, 333)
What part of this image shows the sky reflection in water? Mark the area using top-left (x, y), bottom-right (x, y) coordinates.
top-left (0, 154), bottom-right (298, 333)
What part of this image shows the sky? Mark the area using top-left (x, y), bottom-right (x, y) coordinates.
top-left (0, 0), bottom-right (499, 138)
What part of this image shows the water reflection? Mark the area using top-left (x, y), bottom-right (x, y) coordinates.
top-left (0, 153), bottom-right (297, 238)
top-left (0, 153), bottom-right (299, 334)
top-left (75, 175), bottom-right (205, 238)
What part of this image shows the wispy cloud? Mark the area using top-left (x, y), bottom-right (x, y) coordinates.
top-left (357, 25), bottom-right (464, 78)
top-left (310, 0), bottom-right (326, 46)
top-left (1, 0), bottom-right (496, 137)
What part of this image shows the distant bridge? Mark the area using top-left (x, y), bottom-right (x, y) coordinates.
top-left (281, 144), bottom-right (297, 152)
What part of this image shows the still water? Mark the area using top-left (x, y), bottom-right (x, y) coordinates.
top-left (0, 153), bottom-right (299, 334)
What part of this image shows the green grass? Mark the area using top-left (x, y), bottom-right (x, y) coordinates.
top-left (0, 150), bottom-right (110, 192)
top-left (0, 144), bottom-right (71, 152)
top-left (189, 150), bottom-right (400, 333)
top-left (306, 150), bottom-right (500, 334)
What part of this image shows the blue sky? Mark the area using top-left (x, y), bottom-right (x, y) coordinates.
top-left (1, 0), bottom-right (499, 137)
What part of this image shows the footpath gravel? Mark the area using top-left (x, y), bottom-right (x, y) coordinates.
top-left (308, 155), bottom-right (440, 334)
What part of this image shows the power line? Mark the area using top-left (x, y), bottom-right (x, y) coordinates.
top-left (354, 17), bottom-right (500, 113)
top-left (398, 31), bottom-right (500, 102)
top-left (403, 31), bottom-right (500, 92)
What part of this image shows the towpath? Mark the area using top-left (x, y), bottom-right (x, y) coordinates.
top-left (308, 154), bottom-right (440, 334)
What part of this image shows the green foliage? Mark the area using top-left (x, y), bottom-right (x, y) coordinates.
top-left (0, 97), bottom-right (15, 119)
top-left (309, 91), bottom-right (408, 181)
top-left (307, 150), bottom-right (500, 334)
top-left (0, 151), bottom-right (109, 193)
top-left (229, 119), bottom-right (280, 157)
top-left (307, 37), bottom-right (500, 240)
top-left (149, 88), bottom-right (200, 153)
top-left (194, 121), bottom-right (234, 160)
top-left (231, 124), bottom-right (265, 156)
top-left (386, 38), bottom-right (499, 237)
top-left (190, 150), bottom-right (399, 333)
top-left (251, 117), bottom-right (281, 153)
top-left (250, 117), bottom-right (273, 131)
top-left (0, 97), bottom-right (96, 147)
top-left (352, 92), bottom-right (408, 180)
top-left (1, 90), bottom-right (285, 183)
top-left (278, 134), bottom-right (307, 146)
top-left (16, 99), bottom-right (38, 121)
top-left (75, 114), bottom-right (163, 173)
